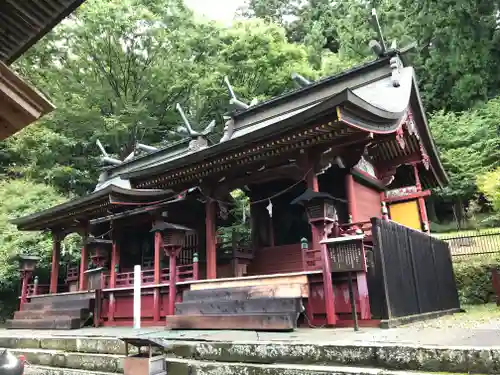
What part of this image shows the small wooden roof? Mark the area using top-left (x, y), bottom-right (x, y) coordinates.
top-left (11, 185), bottom-right (176, 232)
top-left (0, 61), bottom-right (55, 140)
top-left (0, 0), bottom-right (86, 64)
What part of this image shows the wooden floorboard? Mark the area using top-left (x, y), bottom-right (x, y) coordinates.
top-left (6, 317), bottom-right (82, 330)
top-left (175, 297), bottom-right (302, 315)
top-left (166, 314), bottom-right (296, 331)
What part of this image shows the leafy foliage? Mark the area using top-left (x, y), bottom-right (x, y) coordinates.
top-left (454, 257), bottom-right (500, 305)
top-left (0, 180), bottom-right (79, 320)
top-left (429, 98), bottom-right (500, 203)
top-left (477, 167), bottom-right (500, 222)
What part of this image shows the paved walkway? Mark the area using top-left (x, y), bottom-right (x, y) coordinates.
top-left (1, 323), bottom-right (500, 348)
top-left (2, 305), bottom-right (500, 348)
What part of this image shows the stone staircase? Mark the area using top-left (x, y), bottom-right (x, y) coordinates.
top-left (166, 285), bottom-right (304, 331)
top-left (6, 292), bottom-right (95, 330)
top-left (0, 333), bottom-right (493, 375)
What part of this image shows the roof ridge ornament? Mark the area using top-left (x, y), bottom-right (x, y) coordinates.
top-left (175, 103), bottom-right (215, 151)
top-left (369, 8), bottom-right (387, 57)
top-left (291, 72), bottom-right (312, 87)
top-left (96, 139), bottom-right (125, 166)
top-left (224, 76), bottom-right (259, 110)
top-left (389, 41), bottom-right (403, 87)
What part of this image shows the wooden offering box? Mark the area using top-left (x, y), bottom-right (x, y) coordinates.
top-left (121, 338), bottom-right (166, 375)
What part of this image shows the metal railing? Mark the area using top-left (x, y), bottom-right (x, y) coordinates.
top-left (438, 228), bottom-right (500, 260)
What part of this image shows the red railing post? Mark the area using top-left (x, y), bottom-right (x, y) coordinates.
top-left (193, 252), bottom-right (199, 280)
top-left (167, 248), bottom-right (179, 316)
top-left (33, 276), bottom-right (39, 296)
top-left (19, 273), bottom-right (29, 311)
top-left (300, 238), bottom-right (308, 271)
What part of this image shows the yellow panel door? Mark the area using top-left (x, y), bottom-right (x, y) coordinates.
top-left (388, 200), bottom-right (422, 231)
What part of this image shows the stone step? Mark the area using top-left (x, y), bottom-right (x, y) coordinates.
top-left (0, 335), bottom-right (496, 374)
top-left (14, 308), bottom-right (89, 320)
top-left (29, 292), bottom-right (95, 304)
top-left (0, 336), bottom-right (126, 355)
top-left (22, 299), bottom-right (92, 311)
top-left (175, 297), bottom-right (303, 315)
top-left (6, 317), bottom-right (83, 330)
top-left (182, 284), bottom-right (305, 301)
top-left (2, 348), bottom-right (124, 373)
top-left (166, 313), bottom-right (297, 331)
top-left (24, 364), bottom-right (117, 375)
top-left (166, 357), bottom-right (440, 375)
top-left (165, 340), bottom-right (496, 374)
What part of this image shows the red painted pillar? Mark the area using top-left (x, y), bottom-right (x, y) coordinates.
top-left (315, 224), bottom-right (336, 326)
top-left (206, 200), bottom-right (217, 279)
top-left (79, 236), bottom-right (89, 291)
top-left (418, 197), bottom-right (430, 232)
top-left (167, 246), bottom-right (180, 316)
top-left (305, 167), bottom-right (322, 250)
top-left (153, 231), bottom-right (163, 322)
top-left (356, 272), bottom-right (371, 319)
top-left (50, 232), bottom-right (61, 294)
top-left (110, 240), bottom-right (118, 288)
top-left (108, 235), bottom-right (119, 323)
top-left (413, 163), bottom-right (430, 232)
top-left (19, 272), bottom-right (30, 311)
top-left (345, 174), bottom-right (358, 222)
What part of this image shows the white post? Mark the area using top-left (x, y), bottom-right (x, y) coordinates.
top-left (133, 265), bottom-right (141, 329)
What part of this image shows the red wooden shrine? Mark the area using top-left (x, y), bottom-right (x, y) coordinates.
top-left (8, 47), bottom-right (455, 331)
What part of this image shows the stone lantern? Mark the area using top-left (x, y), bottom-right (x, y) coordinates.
top-left (18, 255), bottom-right (40, 310)
top-left (291, 188), bottom-right (338, 224)
top-left (291, 188), bottom-right (337, 326)
top-left (150, 221), bottom-right (193, 315)
top-left (84, 237), bottom-right (112, 290)
top-left (18, 255), bottom-right (39, 274)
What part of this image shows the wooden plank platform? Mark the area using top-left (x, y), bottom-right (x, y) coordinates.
top-left (175, 297), bottom-right (302, 315)
top-left (189, 274), bottom-right (309, 297)
top-left (22, 298), bottom-right (92, 311)
top-left (8, 292), bottom-right (95, 330)
top-left (29, 291), bottom-right (95, 303)
top-left (183, 284), bottom-right (306, 301)
top-left (6, 317), bottom-right (82, 330)
top-left (14, 308), bottom-right (89, 320)
top-left (166, 314), bottom-right (296, 331)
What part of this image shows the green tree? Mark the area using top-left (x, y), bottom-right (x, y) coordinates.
top-left (0, 179), bottom-right (80, 320)
top-left (6, 1), bottom-right (322, 197)
top-left (477, 167), bottom-right (500, 222)
top-left (429, 98), bottom-right (500, 203)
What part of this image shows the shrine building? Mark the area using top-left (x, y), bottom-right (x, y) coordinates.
top-left (7, 41), bottom-right (460, 330)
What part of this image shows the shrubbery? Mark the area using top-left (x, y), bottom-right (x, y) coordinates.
top-left (453, 257), bottom-right (500, 305)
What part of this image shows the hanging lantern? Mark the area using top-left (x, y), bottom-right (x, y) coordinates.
top-left (18, 255), bottom-right (40, 274)
top-left (151, 221), bottom-right (193, 248)
top-left (291, 188), bottom-right (337, 223)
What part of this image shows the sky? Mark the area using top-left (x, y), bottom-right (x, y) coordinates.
top-left (184, 0), bottom-right (246, 23)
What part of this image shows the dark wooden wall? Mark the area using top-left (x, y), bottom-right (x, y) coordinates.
top-left (353, 180), bottom-right (381, 222)
top-left (368, 218), bottom-right (460, 320)
top-left (247, 244), bottom-right (304, 275)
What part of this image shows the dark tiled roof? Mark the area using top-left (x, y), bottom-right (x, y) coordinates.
top-left (0, 0), bottom-right (86, 64)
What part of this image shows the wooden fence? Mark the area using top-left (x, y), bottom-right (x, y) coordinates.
top-left (368, 218), bottom-right (460, 320)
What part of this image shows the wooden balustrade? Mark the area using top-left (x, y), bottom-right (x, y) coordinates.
top-left (111, 262), bottom-right (199, 288)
